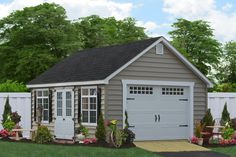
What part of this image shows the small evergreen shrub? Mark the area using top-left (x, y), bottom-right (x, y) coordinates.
top-left (2, 97), bottom-right (12, 124)
top-left (35, 126), bottom-right (53, 144)
top-left (95, 113), bottom-right (106, 142)
top-left (0, 80), bottom-right (28, 92)
top-left (201, 109), bottom-right (215, 132)
top-left (124, 111), bottom-right (129, 129)
top-left (221, 103), bottom-right (231, 126)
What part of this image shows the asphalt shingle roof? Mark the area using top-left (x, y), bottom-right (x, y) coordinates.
top-left (28, 37), bottom-right (160, 85)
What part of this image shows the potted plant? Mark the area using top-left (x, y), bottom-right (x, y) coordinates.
top-left (195, 121), bottom-right (204, 145)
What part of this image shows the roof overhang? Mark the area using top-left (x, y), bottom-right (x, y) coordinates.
top-left (27, 80), bottom-right (108, 88)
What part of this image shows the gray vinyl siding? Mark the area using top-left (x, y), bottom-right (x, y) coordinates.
top-left (31, 85), bottom-right (105, 137)
top-left (105, 44), bottom-right (207, 127)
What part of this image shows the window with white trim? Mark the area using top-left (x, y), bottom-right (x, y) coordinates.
top-left (37, 90), bottom-right (49, 122)
top-left (81, 87), bottom-right (97, 124)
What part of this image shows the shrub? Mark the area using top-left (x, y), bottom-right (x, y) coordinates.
top-left (3, 115), bottom-right (15, 131)
top-left (2, 97), bottom-right (12, 124)
top-left (0, 80), bottom-right (28, 92)
top-left (124, 111), bottom-right (129, 129)
top-left (83, 138), bottom-right (97, 144)
top-left (95, 113), bottom-right (106, 142)
top-left (123, 128), bottom-right (135, 144)
top-left (201, 109), bottom-right (215, 132)
top-left (222, 123), bottom-right (234, 140)
top-left (221, 103), bottom-right (231, 126)
top-left (11, 112), bottom-right (21, 124)
top-left (35, 126), bottom-right (53, 144)
top-left (76, 124), bottom-right (89, 137)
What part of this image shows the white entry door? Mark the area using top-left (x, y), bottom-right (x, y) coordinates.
top-left (55, 89), bottom-right (74, 139)
top-left (126, 85), bottom-right (190, 141)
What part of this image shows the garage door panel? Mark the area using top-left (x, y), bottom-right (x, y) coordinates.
top-left (126, 85), bottom-right (190, 141)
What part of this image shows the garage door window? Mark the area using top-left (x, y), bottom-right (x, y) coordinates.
top-left (129, 86), bottom-right (153, 95)
top-left (162, 88), bottom-right (184, 95)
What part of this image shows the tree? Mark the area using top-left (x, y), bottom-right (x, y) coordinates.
top-left (0, 3), bottom-right (83, 83)
top-left (169, 18), bottom-right (222, 75)
top-left (95, 113), bottom-right (106, 142)
top-left (216, 41), bottom-right (236, 83)
top-left (221, 103), bottom-right (230, 126)
top-left (200, 109), bottom-right (215, 132)
top-left (2, 96), bottom-right (12, 124)
top-left (74, 15), bottom-right (147, 48)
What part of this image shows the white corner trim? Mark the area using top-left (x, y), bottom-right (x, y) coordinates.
top-left (105, 37), bottom-right (213, 88)
top-left (122, 79), bottom-right (195, 139)
top-left (27, 80), bottom-right (108, 88)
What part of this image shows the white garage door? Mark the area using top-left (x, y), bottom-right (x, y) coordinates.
top-left (126, 85), bottom-right (190, 141)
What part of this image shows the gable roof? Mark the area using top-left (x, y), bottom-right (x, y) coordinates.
top-left (27, 37), bottom-right (213, 88)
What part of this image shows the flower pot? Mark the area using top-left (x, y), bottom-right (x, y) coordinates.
top-left (75, 134), bottom-right (85, 142)
top-left (198, 138), bottom-right (203, 146)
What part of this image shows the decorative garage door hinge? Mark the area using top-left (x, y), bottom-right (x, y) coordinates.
top-left (127, 98), bottom-right (135, 100)
top-left (179, 99), bottom-right (188, 101)
top-left (179, 125), bottom-right (188, 127)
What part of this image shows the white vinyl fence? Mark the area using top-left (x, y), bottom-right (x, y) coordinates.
top-left (0, 93), bottom-right (31, 137)
top-left (208, 93), bottom-right (236, 120)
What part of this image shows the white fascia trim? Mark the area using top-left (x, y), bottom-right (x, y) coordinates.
top-left (104, 37), bottom-right (164, 82)
top-left (161, 39), bottom-right (213, 88)
top-left (27, 80), bottom-right (108, 88)
top-left (105, 37), bottom-right (213, 88)
top-left (122, 79), bottom-right (194, 139)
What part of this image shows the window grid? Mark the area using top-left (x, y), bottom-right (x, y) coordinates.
top-left (129, 86), bottom-right (153, 95)
top-left (81, 87), bottom-right (97, 124)
top-left (56, 92), bottom-right (63, 116)
top-left (162, 88), bottom-right (184, 95)
top-left (37, 90), bottom-right (49, 122)
top-left (66, 92), bottom-right (72, 116)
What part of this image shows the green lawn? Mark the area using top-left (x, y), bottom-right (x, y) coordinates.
top-left (0, 141), bottom-right (160, 157)
top-left (212, 146), bottom-right (236, 157)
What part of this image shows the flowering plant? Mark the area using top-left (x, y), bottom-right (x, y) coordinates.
top-left (83, 138), bottom-right (97, 144)
top-left (0, 129), bottom-right (10, 137)
top-left (190, 136), bottom-right (198, 144)
top-left (220, 139), bottom-right (236, 145)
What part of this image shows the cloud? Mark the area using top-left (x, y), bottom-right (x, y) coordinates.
top-left (0, 0), bottom-right (134, 20)
top-left (162, 0), bottom-right (236, 42)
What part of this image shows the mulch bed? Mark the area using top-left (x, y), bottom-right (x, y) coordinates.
top-left (156, 151), bottom-right (230, 157)
top-left (0, 137), bottom-right (135, 149)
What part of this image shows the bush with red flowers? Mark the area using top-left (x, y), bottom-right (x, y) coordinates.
top-left (0, 129), bottom-right (10, 137)
top-left (220, 139), bottom-right (236, 146)
top-left (83, 138), bottom-right (97, 144)
top-left (190, 136), bottom-right (198, 144)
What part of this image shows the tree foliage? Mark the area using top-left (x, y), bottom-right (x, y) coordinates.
top-left (75, 15), bottom-right (147, 48)
top-left (221, 103), bottom-right (231, 126)
top-left (169, 18), bottom-right (222, 75)
top-left (0, 3), bottom-right (83, 83)
top-left (0, 80), bottom-right (28, 92)
top-left (216, 42), bottom-right (236, 83)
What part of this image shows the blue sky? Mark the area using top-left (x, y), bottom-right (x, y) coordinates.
top-left (0, 0), bottom-right (236, 42)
